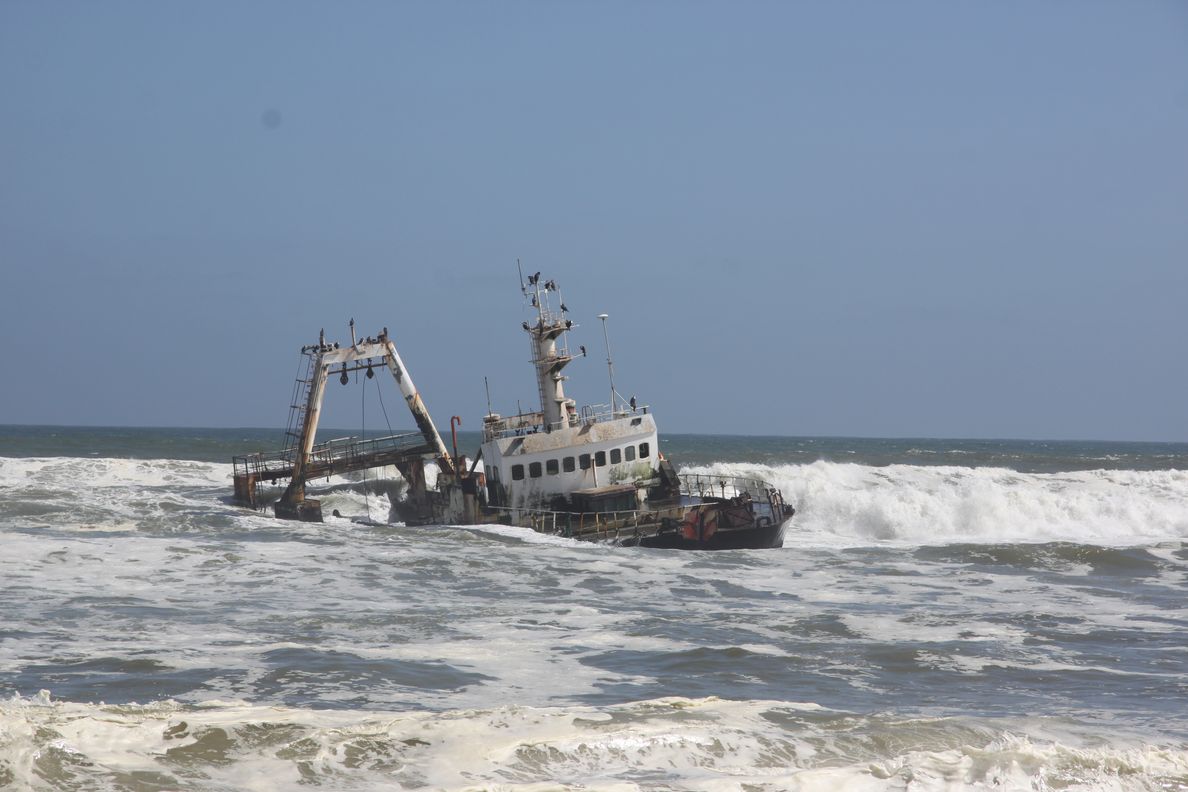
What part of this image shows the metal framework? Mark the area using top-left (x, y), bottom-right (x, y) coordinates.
top-left (232, 323), bottom-right (454, 522)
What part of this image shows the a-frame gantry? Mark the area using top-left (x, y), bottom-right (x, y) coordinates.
top-left (232, 322), bottom-right (455, 522)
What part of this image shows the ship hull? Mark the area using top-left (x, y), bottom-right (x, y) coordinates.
top-left (625, 514), bottom-right (790, 550)
top-left (477, 499), bottom-right (793, 551)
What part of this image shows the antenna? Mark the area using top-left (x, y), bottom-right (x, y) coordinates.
top-left (484, 376), bottom-right (493, 416)
top-left (517, 258), bottom-right (526, 294)
top-left (598, 313), bottom-right (617, 413)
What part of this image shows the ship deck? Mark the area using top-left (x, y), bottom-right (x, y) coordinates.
top-left (232, 432), bottom-right (435, 509)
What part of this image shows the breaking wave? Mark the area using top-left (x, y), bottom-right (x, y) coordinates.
top-left (684, 461), bottom-right (1188, 547)
top-left (4, 456), bottom-right (1187, 548)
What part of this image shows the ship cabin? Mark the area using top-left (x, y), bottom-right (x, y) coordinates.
top-left (480, 407), bottom-right (660, 512)
top-left (479, 271), bottom-right (662, 515)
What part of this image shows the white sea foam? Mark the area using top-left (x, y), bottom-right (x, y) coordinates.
top-left (0, 456), bottom-right (229, 491)
top-left (462, 521), bottom-right (587, 547)
top-left (4, 451), bottom-right (1187, 764)
top-left (2, 693), bottom-right (1185, 791)
top-left (7, 455), bottom-right (1186, 548)
top-left (684, 461), bottom-right (1188, 547)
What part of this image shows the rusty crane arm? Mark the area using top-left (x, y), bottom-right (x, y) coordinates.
top-left (295, 333), bottom-right (454, 478)
top-left (380, 336), bottom-right (455, 478)
top-left (273, 327), bottom-right (455, 520)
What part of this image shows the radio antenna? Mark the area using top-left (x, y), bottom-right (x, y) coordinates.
top-left (598, 313), bottom-right (617, 413)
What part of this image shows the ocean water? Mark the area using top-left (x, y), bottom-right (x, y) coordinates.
top-left (2, 425), bottom-right (1187, 791)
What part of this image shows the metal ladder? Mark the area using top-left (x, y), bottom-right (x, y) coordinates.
top-left (283, 352), bottom-right (316, 456)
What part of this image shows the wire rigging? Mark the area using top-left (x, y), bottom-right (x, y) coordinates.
top-left (374, 372), bottom-right (395, 436)
top-left (361, 369), bottom-right (371, 522)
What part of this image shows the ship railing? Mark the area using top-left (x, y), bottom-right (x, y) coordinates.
top-left (483, 403), bottom-right (646, 441)
top-left (305, 432), bottom-right (428, 469)
top-left (481, 410), bottom-right (543, 441)
top-left (233, 447), bottom-right (295, 481)
top-left (233, 431), bottom-right (426, 482)
top-left (499, 475), bottom-right (789, 540)
top-left (578, 404), bottom-right (620, 425)
top-left (676, 473), bottom-right (788, 519)
top-left (499, 505), bottom-right (656, 542)
top-left (677, 473), bottom-right (768, 500)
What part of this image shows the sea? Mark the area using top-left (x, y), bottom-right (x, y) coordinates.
top-left (2, 425), bottom-right (1187, 791)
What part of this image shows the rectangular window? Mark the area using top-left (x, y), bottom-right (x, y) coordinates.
top-left (579, 454), bottom-right (591, 470)
top-left (610, 448), bottom-right (622, 464)
top-left (529, 462), bottom-right (542, 478)
top-left (624, 445), bottom-right (636, 462)
top-left (489, 465), bottom-right (500, 481)
top-left (546, 459), bottom-right (559, 475)
top-left (563, 456), bottom-right (576, 472)
top-left (595, 450), bottom-right (607, 467)
top-left (512, 464), bottom-right (525, 481)
top-left (639, 442), bottom-right (650, 459)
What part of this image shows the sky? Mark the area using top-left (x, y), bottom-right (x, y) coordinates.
top-left (1, 1), bottom-right (1186, 441)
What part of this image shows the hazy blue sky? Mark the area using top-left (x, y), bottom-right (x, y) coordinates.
top-left (2, 2), bottom-right (1186, 440)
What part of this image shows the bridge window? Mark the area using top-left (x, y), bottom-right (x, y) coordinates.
top-left (610, 448), bottom-right (622, 464)
top-left (639, 442), bottom-right (650, 459)
top-left (595, 450), bottom-right (607, 467)
top-left (624, 445), bottom-right (636, 462)
top-left (512, 464), bottom-right (524, 481)
top-left (579, 454), bottom-right (591, 470)
top-left (489, 465), bottom-right (500, 481)
top-left (529, 462), bottom-right (542, 478)
top-left (563, 456), bottom-right (575, 472)
top-left (546, 459), bottom-right (559, 475)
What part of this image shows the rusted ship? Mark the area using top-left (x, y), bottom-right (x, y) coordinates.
top-left (232, 273), bottom-right (794, 549)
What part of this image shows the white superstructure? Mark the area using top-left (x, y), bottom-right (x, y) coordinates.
top-left (479, 273), bottom-right (661, 511)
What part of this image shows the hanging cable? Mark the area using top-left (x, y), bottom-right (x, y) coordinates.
top-left (373, 372), bottom-right (396, 522)
top-left (374, 374), bottom-right (395, 437)
top-left (361, 370), bottom-right (371, 522)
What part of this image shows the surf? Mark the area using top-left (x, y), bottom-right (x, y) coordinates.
top-left (683, 461), bottom-right (1188, 547)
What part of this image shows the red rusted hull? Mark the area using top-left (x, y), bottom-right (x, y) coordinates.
top-left (627, 513), bottom-right (790, 550)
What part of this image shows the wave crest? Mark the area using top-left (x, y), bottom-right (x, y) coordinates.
top-left (683, 461), bottom-right (1188, 546)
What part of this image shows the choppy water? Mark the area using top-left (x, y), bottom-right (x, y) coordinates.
top-left (2, 426), bottom-right (1187, 790)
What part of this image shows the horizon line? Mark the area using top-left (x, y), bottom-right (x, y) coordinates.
top-left (1, 422), bottom-right (1185, 446)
